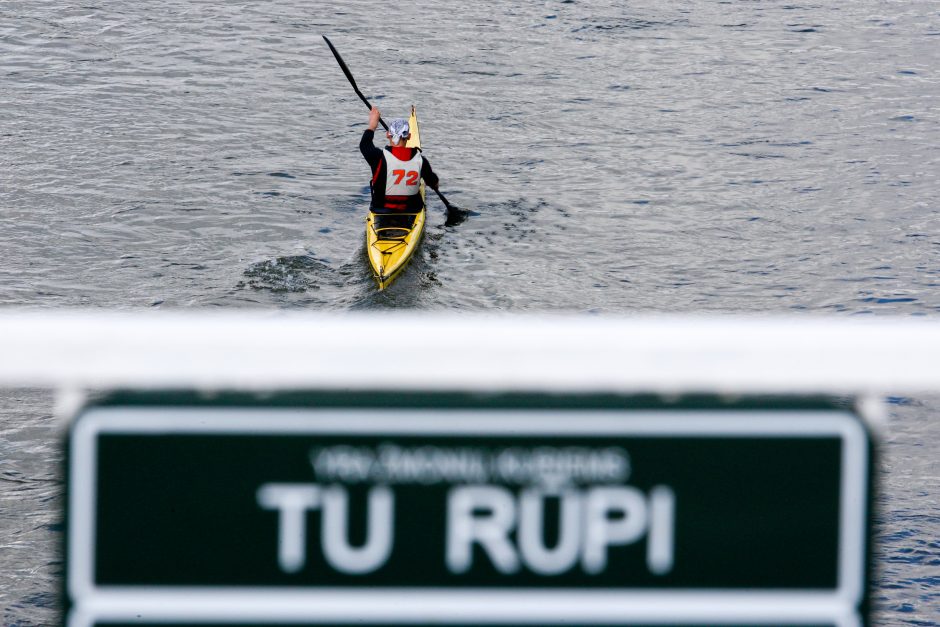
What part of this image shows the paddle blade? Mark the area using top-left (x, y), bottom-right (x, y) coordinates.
top-left (322, 36), bottom-right (359, 91)
top-left (434, 188), bottom-right (471, 226)
top-left (323, 36), bottom-right (389, 131)
top-left (444, 206), bottom-right (471, 227)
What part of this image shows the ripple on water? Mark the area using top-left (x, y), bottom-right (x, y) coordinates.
top-left (240, 255), bottom-right (334, 293)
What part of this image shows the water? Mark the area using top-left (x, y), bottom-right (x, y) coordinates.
top-left (0, 0), bottom-right (938, 623)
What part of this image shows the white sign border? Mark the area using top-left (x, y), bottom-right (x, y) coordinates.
top-left (69, 407), bottom-right (869, 627)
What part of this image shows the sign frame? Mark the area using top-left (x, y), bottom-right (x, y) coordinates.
top-left (65, 392), bottom-right (875, 627)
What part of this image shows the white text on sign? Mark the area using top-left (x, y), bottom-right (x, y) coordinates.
top-left (256, 483), bottom-right (675, 576)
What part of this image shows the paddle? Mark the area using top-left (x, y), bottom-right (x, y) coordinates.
top-left (322, 35), bottom-right (469, 226)
top-left (435, 187), bottom-right (469, 226)
top-left (322, 35), bottom-right (389, 132)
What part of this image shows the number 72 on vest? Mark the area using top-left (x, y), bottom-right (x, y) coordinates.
top-left (392, 169), bottom-right (419, 185)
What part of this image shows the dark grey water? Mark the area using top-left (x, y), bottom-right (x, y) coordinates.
top-left (1, 0), bottom-right (939, 624)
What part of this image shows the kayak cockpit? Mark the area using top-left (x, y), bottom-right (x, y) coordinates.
top-left (372, 213), bottom-right (418, 240)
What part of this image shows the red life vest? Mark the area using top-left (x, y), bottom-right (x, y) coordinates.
top-left (374, 147), bottom-right (423, 210)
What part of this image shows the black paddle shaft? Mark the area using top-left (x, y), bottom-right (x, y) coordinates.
top-left (323, 35), bottom-right (468, 224)
top-left (322, 36), bottom-right (389, 132)
top-left (433, 187), bottom-right (454, 210)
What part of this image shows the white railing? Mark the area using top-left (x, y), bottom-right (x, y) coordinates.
top-left (0, 310), bottom-right (936, 396)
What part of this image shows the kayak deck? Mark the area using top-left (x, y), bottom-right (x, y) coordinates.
top-left (366, 105), bottom-right (425, 290)
top-left (366, 210), bottom-right (426, 290)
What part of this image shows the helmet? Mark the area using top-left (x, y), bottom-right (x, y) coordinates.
top-left (388, 118), bottom-right (410, 143)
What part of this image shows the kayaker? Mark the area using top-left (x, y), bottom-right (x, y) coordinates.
top-left (360, 106), bottom-right (439, 213)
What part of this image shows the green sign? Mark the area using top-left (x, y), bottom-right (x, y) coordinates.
top-left (66, 393), bottom-right (872, 627)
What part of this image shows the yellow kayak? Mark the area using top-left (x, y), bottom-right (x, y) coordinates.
top-left (365, 105), bottom-right (426, 290)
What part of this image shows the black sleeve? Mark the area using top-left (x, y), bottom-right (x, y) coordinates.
top-left (359, 130), bottom-right (383, 172)
top-left (420, 156), bottom-right (439, 190)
